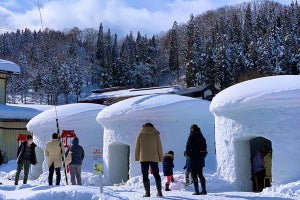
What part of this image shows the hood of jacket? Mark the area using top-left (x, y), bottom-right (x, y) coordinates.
top-left (139, 126), bottom-right (160, 135)
top-left (72, 137), bottom-right (79, 145)
top-left (164, 153), bottom-right (174, 159)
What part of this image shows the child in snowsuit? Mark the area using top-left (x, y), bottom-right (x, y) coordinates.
top-left (183, 151), bottom-right (193, 186)
top-left (163, 151), bottom-right (174, 191)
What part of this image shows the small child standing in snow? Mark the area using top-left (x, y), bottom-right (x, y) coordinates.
top-left (163, 151), bottom-right (174, 191)
top-left (183, 151), bottom-right (193, 186)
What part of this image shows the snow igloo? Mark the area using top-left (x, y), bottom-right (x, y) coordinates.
top-left (210, 75), bottom-right (300, 191)
top-left (26, 103), bottom-right (106, 178)
top-left (96, 94), bottom-right (215, 185)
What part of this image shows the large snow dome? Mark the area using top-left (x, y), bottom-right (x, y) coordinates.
top-left (27, 103), bottom-right (106, 178)
top-left (96, 94), bottom-right (215, 185)
top-left (210, 75), bottom-right (300, 191)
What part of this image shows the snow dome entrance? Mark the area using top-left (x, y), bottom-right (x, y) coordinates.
top-left (250, 137), bottom-right (272, 158)
top-left (250, 137), bottom-right (272, 190)
top-left (108, 142), bottom-right (130, 184)
top-left (210, 75), bottom-right (300, 191)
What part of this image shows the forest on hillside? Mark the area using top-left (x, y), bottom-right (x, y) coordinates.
top-left (1, 0), bottom-right (299, 105)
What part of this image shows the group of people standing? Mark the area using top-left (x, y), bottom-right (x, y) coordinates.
top-left (14, 133), bottom-right (84, 186)
top-left (135, 122), bottom-right (208, 197)
top-left (251, 146), bottom-right (272, 192)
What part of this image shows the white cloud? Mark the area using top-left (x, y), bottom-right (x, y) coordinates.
top-left (0, 0), bottom-right (293, 36)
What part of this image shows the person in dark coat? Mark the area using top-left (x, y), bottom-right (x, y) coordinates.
top-left (251, 148), bottom-right (266, 192)
top-left (162, 151), bottom-right (174, 191)
top-left (14, 135), bottom-right (37, 185)
top-left (185, 124), bottom-right (207, 195)
top-left (65, 137), bottom-right (85, 185)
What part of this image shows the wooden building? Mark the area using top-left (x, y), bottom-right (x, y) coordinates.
top-left (0, 59), bottom-right (51, 161)
top-left (80, 85), bottom-right (219, 106)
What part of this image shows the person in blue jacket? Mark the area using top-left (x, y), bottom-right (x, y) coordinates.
top-left (162, 151), bottom-right (174, 191)
top-left (65, 137), bottom-right (84, 185)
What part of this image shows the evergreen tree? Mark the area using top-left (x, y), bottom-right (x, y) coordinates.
top-left (243, 4), bottom-right (254, 52)
top-left (169, 21), bottom-right (180, 80)
top-left (94, 23), bottom-right (105, 87)
top-left (185, 14), bottom-right (197, 87)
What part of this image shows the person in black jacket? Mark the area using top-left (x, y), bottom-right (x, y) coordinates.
top-left (14, 135), bottom-right (37, 185)
top-left (65, 137), bottom-right (84, 185)
top-left (185, 124), bottom-right (207, 195)
top-left (162, 151), bottom-right (174, 191)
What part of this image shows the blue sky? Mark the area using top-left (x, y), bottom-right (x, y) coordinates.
top-left (0, 0), bottom-right (293, 36)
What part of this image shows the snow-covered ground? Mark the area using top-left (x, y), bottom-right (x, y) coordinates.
top-left (0, 160), bottom-right (298, 200)
top-left (0, 75), bottom-right (300, 199)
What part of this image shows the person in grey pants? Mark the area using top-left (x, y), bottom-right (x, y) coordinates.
top-left (65, 137), bottom-right (85, 185)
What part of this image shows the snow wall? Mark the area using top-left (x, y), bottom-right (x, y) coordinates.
top-left (210, 75), bottom-right (300, 191)
top-left (26, 103), bottom-right (105, 178)
top-left (96, 94), bottom-right (216, 185)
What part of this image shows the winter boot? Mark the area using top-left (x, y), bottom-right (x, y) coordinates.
top-left (155, 179), bottom-right (163, 197)
top-left (165, 183), bottom-right (171, 191)
top-left (143, 180), bottom-right (150, 197)
top-left (192, 178), bottom-right (200, 195)
top-left (185, 175), bottom-right (190, 186)
top-left (200, 179), bottom-right (207, 195)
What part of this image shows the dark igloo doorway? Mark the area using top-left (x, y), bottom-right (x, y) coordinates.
top-left (249, 137), bottom-right (272, 192)
top-left (108, 142), bottom-right (130, 184)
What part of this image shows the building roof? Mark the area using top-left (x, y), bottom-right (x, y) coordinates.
top-left (0, 104), bottom-right (52, 121)
top-left (0, 59), bottom-right (20, 74)
top-left (80, 84), bottom-right (217, 105)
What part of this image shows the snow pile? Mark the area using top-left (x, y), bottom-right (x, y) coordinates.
top-left (210, 75), bottom-right (300, 191)
top-left (97, 94), bottom-right (216, 184)
top-left (26, 103), bottom-right (106, 177)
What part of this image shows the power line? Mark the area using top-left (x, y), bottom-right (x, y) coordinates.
top-left (38, 0), bottom-right (44, 31)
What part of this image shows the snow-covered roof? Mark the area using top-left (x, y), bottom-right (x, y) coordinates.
top-left (0, 104), bottom-right (52, 121)
top-left (27, 103), bottom-right (106, 132)
top-left (0, 59), bottom-right (20, 74)
top-left (210, 75), bottom-right (300, 113)
top-left (83, 86), bottom-right (180, 101)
